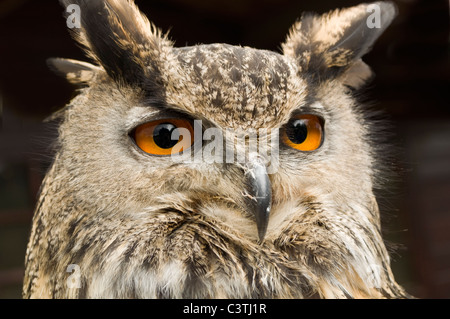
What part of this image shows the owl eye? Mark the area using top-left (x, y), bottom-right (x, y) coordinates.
top-left (282, 114), bottom-right (324, 151)
top-left (132, 118), bottom-right (194, 156)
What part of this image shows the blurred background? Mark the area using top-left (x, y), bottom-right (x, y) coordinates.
top-left (0, 0), bottom-right (449, 298)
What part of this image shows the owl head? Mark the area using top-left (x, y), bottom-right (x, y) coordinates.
top-left (24, 0), bottom-right (407, 298)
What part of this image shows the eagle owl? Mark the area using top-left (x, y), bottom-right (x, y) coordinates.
top-left (23, 0), bottom-right (408, 298)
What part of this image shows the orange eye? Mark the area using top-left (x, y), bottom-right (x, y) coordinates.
top-left (133, 118), bottom-right (194, 156)
top-left (281, 114), bottom-right (324, 151)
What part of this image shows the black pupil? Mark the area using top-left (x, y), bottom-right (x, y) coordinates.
top-left (153, 123), bottom-right (179, 149)
top-left (287, 119), bottom-right (308, 144)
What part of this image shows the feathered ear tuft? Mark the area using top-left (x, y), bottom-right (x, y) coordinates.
top-left (59, 0), bottom-right (172, 89)
top-left (47, 58), bottom-right (102, 85)
top-left (282, 1), bottom-right (397, 89)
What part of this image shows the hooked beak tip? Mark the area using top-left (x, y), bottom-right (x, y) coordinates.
top-left (256, 205), bottom-right (271, 244)
top-left (245, 155), bottom-right (272, 244)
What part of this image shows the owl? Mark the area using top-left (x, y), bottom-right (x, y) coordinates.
top-left (23, 0), bottom-right (409, 298)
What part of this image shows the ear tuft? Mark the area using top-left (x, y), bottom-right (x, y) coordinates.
top-left (59, 0), bottom-right (172, 87)
top-left (282, 1), bottom-right (397, 87)
top-left (47, 58), bottom-right (101, 85)
top-left (340, 59), bottom-right (374, 89)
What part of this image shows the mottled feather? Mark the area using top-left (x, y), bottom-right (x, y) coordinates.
top-left (23, 0), bottom-right (408, 299)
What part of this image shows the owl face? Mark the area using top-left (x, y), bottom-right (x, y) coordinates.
top-left (24, 0), bottom-right (408, 298)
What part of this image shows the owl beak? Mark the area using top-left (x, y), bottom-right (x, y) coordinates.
top-left (245, 154), bottom-right (272, 243)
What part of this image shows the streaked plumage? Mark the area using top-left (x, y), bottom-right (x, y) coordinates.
top-left (23, 0), bottom-right (408, 298)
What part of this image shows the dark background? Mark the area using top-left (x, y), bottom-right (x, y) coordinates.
top-left (0, 0), bottom-right (449, 298)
